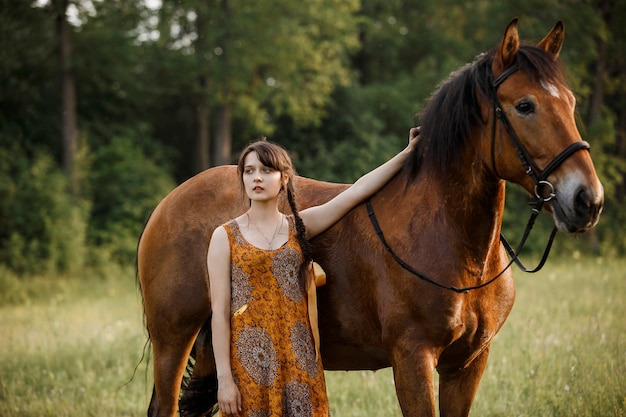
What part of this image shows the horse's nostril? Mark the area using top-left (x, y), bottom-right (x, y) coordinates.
top-left (575, 189), bottom-right (589, 214)
top-left (575, 188), bottom-right (602, 219)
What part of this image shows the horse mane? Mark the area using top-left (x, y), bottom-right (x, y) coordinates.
top-left (406, 44), bottom-right (568, 179)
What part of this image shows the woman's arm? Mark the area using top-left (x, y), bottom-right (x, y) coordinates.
top-left (301, 127), bottom-right (420, 239)
top-left (207, 226), bottom-right (241, 416)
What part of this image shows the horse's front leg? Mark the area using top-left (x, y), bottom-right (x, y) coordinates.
top-left (437, 344), bottom-right (491, 417)
top-left (389, 341), bottom-right (438, 417)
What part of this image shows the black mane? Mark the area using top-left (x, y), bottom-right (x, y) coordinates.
top-left (406, 44), bottom-right (568, 179)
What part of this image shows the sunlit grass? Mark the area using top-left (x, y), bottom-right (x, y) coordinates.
top-left (326, 369), bottom-right (401, 415)
top-left (0, 257), bottom-right (624, 416)
top-left (0, 271), bottom-right (152, 417)
top-left (471, 256), bottom-right (626, 417)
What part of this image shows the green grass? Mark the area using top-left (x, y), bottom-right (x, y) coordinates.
top-left (0, 268), bottom-right (152, 416)
top-left (471, 255), bottom-right (626, 417)
top-left (0, 257), bottom-right (624, 416)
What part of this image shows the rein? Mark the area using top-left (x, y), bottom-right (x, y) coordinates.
top-left (366, 200), bottom-right (513, 293)
top-left (367, 62), bottom-right (591, 293)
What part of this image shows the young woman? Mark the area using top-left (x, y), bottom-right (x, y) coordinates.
top-left (208, 127), bottom-right (420, 416)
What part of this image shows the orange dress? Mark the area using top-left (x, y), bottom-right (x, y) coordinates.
top-left (223, 217), bottom-right (330, 417)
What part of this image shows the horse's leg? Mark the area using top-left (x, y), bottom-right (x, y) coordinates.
top-left (140, 222), bottom-right (212, 416)
top-left (145, 276), bottom-right (210, 416)
top-left (437, 345), bottom-right (491, 417)
top-left (150, 314), bottom-right (209, 417)
top-left (390, 344), bottom-right (438, 417)
top-left (150, 321), bottom-right (203, 417)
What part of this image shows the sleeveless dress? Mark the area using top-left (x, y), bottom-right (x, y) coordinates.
top-left (223, 217), bottom-right (330, 417)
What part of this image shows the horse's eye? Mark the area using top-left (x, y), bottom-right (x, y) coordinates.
top-left (515, 101), bottom-right (535, 115)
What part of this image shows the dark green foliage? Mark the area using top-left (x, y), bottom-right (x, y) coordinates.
top-left (273, 82), bottom-right (418, 183)
top-left (0, 0), bottom-right (59, 153)
top-left (0, 146), bottom-right (87, 274)
top-left (87, 136), bottom-right (175, 265)
top-left (0, 0), bottom-right (624, 277)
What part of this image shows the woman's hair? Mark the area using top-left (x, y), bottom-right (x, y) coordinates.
top-left (237, 138), bottom-right (313, 285)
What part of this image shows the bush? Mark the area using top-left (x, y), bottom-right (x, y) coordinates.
top-left (0, 146), bottom-right (88, 274)
top-left (87, 136), bottom-right (176, 265)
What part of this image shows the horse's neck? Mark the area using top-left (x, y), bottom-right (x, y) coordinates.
top-left (384, 171), bottom-right (506, 263)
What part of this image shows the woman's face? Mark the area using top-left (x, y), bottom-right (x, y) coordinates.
top-left (242, 151), bottom-right (287, 202)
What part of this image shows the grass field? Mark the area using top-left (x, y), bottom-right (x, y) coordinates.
top-left (0, 257), bottom-right (624, 416)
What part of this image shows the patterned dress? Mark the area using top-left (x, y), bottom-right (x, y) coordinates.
top-left (223, 217), bottom-right (330, 417)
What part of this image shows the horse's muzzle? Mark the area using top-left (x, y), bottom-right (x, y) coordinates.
top-left (551, 184), bottom-right (604, 233)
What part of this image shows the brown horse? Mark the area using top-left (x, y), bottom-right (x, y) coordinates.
top-left (138, 19), bottom-right (603, 417)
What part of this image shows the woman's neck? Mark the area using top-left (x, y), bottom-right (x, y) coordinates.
top-left (246, 202), bottom-right (282, 226)
top-left (244, 203), bottom-right (287, 250)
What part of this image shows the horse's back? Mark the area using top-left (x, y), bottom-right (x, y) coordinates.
top-left (138, 165), bottom-right (348, 293)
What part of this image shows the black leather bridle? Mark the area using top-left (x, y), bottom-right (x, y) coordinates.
top-left (367, 62), bottom-right (591, 293)
top-left (490, 62), bottom-right (590, 273)
top-left (490, 62), bottom-right (590, 204)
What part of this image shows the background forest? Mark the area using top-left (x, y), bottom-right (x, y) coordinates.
top-left (1, 0), bottom-right (625, 278)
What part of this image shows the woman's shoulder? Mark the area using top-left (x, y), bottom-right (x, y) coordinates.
top-left (212, 218), bottom-right (237, 240)
top-left (210, 224), bottom-right (229, 243)
top-left (217, 214), bottom-right (248, 233)
top-left (214, 217), bottom-right (247, 247)
top-left (207, 224), bottom-right (231, 260)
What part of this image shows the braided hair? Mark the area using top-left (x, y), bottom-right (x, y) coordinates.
top-left (237, 138), bottom-right (314, 286)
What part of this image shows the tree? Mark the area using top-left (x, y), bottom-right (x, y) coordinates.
top-left (52, 0), bottom-right (80, 196)
top-left (152, 0), bottom-right (361, 171)
top-left (0, 0), bottom-right (58, 153)
top-left (2, 0), bottom-right (625, 263)
top-left (194, 1), bottom-right (212, 171)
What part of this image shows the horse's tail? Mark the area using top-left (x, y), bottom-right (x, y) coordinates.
top-left (136, 209), bottom-right (155, 335)
top-left (132, 210), bottom-right (155, 392)
top-left (120, 210), bottom-right (156, 394)
top-left (179, 373), bottom-right (218, 416)
top-left (179, 325), bottom-right (219, 416)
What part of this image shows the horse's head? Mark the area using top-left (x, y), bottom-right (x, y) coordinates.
top-left (484, 18), bottom-right (604, 233)
top-left (411, 19), bottom-right (603, 233)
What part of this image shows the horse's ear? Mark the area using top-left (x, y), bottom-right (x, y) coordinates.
top-left (537, 21), bottom-right (564, 59)
top-left (494, 18), bottom-right (519, 74)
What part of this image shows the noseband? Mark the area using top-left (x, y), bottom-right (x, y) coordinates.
top-left (366, 62), bottom-right (591, 293)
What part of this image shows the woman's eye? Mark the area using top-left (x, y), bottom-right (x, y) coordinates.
top-left (515, 101), bottom-right (535, 115)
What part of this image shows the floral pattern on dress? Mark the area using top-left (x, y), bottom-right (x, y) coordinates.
top-left (235, 327), bottom-right (279, 387)
top-left (231, 264), bottom-right (253, 315)
top-left (249, 411), bottom-right (270, 417)
top-left (272, 247), bottom-right (305, 303)
top-left (282, 380), bottom-right (313, 417)
top-left (290, 321), bottom-right (318, 378)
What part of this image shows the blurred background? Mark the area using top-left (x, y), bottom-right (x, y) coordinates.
top-left (1, 0), bottom-right (625, 276)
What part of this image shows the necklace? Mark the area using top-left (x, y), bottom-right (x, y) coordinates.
top-left (247, 212), bottom-right (283, 250)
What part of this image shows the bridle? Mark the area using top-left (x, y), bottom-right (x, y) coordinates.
top-left (367, 61), bottom-right (591, 293)
top-left (490, 62), bottom-right (589, 273)
top-left (490, 62), bottom-right (590, 205)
